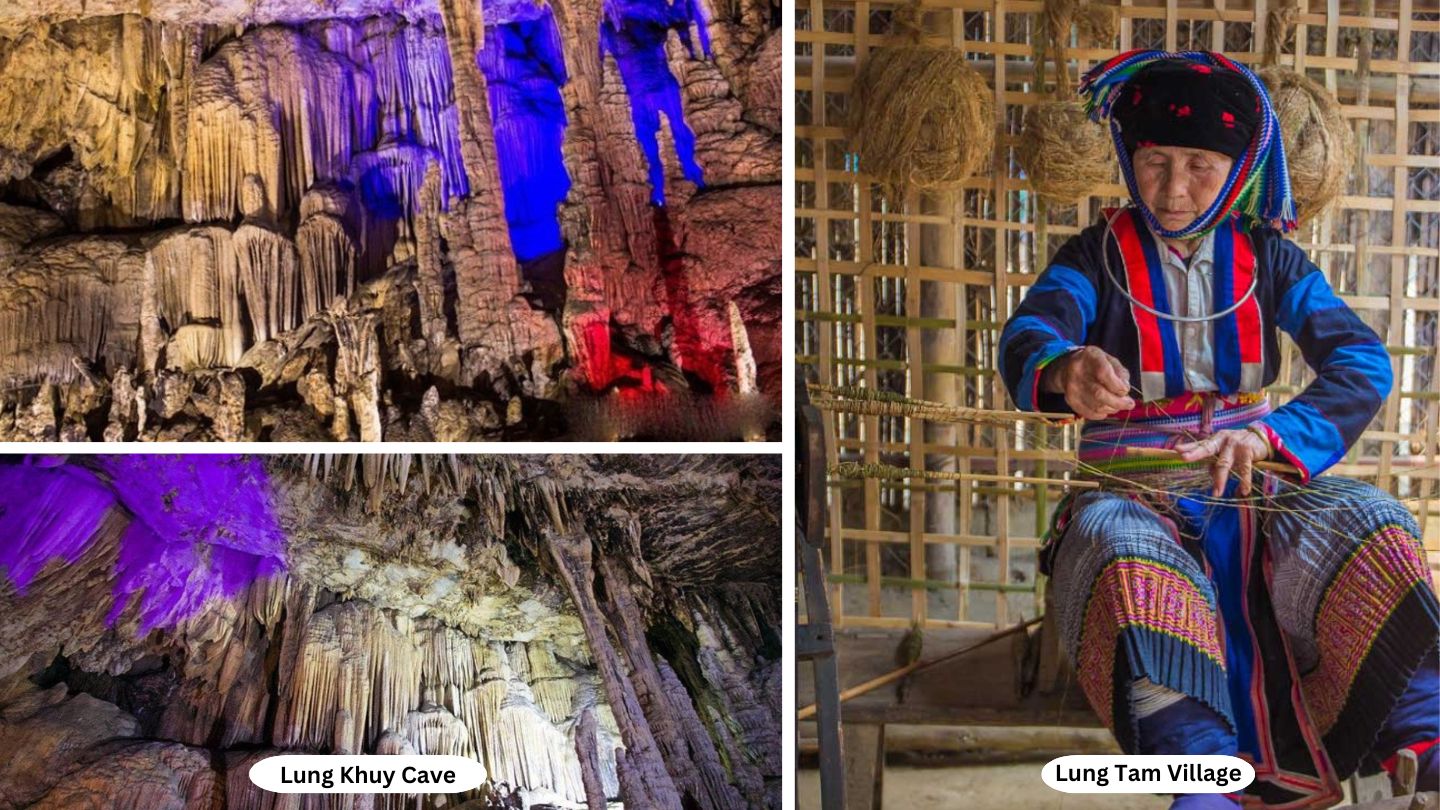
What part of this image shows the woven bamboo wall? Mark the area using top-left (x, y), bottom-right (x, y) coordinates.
top-left (795, 0), bottom-right (1440, 629)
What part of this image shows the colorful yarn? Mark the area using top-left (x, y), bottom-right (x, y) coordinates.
top-left (1080, 50), bottom-right (1297, 237)
top-left (1076, 393), bottom-right (1273, 480)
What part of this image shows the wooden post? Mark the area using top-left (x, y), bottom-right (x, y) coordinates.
top-left (842, 724), bottom-right (885, 810)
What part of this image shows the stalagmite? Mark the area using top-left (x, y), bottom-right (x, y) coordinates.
top-left (436, 0), bottom-right (535, 370)
top-left (729, 299), bottom-right (758, 396)
top-left (327, 304), bottom-right (383, 442)
top-left (104, 367), bottom-right (145, 441)
top-left (413, 161), bottom-right (450, 354)
top-left (575, 707), bottom-right (609, 810)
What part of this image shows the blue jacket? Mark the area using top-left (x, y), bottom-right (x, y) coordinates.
top-left (999, 210), bottom-right (1393, 481)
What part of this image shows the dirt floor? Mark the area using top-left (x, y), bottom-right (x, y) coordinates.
top-left (796, 765), bottom-right (1170, 809)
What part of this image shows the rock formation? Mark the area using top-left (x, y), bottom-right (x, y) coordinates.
top-left (0, 454), bottom-right (781, 808)
top-left (0, 0), bottom-right (780, 441)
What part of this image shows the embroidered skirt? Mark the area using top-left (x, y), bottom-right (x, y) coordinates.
top-left (1043, 395), bottom-right (1439, 807)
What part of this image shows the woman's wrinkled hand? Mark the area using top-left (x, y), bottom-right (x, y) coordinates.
top-left (1043, 347), bottom-right (1137, 420)
top-left (1174, 428), bottom-right (1273, 497)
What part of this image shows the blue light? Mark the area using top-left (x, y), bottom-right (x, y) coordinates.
top-left (601, 0), bottom-right (709, 206)
top-left (478, 6), bottom-right (573, 262)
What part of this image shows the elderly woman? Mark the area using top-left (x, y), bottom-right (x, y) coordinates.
top-left (1000, 51), bottom-right (1439, 808)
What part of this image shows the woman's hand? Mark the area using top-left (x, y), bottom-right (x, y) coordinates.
top-left (1175, 428), bottom-right (1273, 497)
top-left (1043, 347), bottom-right (1137, 420)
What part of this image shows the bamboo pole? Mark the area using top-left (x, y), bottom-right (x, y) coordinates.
top-left (798, 725), bottom-right (1121, 759)
top-left (829, 462), bottom-right (1099, 490)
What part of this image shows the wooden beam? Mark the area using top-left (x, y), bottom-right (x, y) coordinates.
top-left (796, 625), bottom-right (1102, 728)
top-left (801, 724), bottom-right (1120, 760)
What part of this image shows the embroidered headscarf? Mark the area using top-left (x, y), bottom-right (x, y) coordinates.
top-left (1080, 50), bottom-right (1297, 237)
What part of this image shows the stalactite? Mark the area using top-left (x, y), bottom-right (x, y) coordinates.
top-left (476, 672), bottom-right (590, 800)
top-left (234, 221), bottom-right (302, 347)
top-left (478, 3), bottom-right (572, 263)
top-left (402, 700), bottom-right (475, 757)
top-left (96, 455), bottom-right (287, 631)
top-left (0, 0), bottom-right (780, 437)
top-left (353, 143), bottom-right (437, 272)
top-left (276, 600), bottom-right (413, 754)
top-left (0, 457), bottom-right (779, 806)
top-left (0, 236), bottom-right (147, 389)
top-left (600, 0), bottom-right (711, 205)
top-left (165, 325), bottom-right (225, 371)
top-left (352, 16), bottom-right (470, 204)
top-left (297, 186), bottom-right (359, 321)
top-left (523, 642), bottom-right (581, 725)
top-left (183, 26), bottom-right (378, 223)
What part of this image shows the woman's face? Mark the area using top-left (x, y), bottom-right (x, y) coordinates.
top-left (1132, 145), bottom-right (1235, 232)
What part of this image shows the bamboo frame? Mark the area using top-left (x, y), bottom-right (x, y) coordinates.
top-left (796, 0), bottom-right (1440, 630)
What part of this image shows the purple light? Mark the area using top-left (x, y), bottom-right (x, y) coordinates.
top-left (0, 462), bottom-right (114, 592)
top-left (0, 456), bottom-right (286, 633)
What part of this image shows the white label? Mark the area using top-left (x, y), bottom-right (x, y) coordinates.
top-left (248, 755), bottom-right (487, 793)
top-left (1042, 755), bottom-right (1255, 793)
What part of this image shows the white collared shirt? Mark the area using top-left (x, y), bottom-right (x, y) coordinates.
top-left (1146, 224), bottom-right (1218, 392)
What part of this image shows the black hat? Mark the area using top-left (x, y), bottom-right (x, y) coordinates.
top-left (1111, 58), bottom-right (1260, 159)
